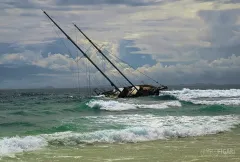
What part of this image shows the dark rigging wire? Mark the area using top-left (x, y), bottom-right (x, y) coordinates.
top-left (48, 17), bottom-right (87, 92)
top-left (100, 47), bottom-right (161, 85)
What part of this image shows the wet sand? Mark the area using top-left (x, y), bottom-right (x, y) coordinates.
top-left (2, 128), bottom-right (240, 162)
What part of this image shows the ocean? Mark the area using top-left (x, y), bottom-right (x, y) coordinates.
top-left (0, 87), bottom-right (239, 161)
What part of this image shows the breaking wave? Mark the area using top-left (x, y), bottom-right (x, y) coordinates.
top-left (154, 95), bottom-right (178, 100)
top-left (86, 100), bottom-right (181, 111)
top-left (164, 88), bottom-right (240, 98)
top-left (0, 114), bottom-right (239, 157)
top-left (162, 88), bottom-right (240, 105)
top-left (189, 98), bottom-right (240, 106)
top-left (0, 136), bottom-right (47, 157)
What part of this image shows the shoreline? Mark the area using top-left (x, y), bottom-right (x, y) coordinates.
top-left (2, 127), bottom-right (240, 162)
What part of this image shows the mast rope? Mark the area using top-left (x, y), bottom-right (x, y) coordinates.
top-left (75, 28), bottom-right (81, 92)
top-left (95, 45), bottom-right (145, 84)
top-left (94, 46), bottom-right (129, 88)
top-left (102, 47), bottom-right (161, 85)
top-left (98, 53), bottom-right (127, 88)
top-left (48, 19), bottom-right (81, 90)
top-left (48, 17), bottom-right (96, 92)
top-left (49, 22), bottom-right (75, 59)
top-left (73, 24), bottom-right (138, 92)
top-left (108, 54), bottom-right (142, 84)
top-left (48, 17), bottom-right (101, 94)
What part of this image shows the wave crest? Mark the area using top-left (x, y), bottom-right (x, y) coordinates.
top-left (1, 114), bottom-right (239, 157)
top-left (0, 136), bottom-right (47, 157)
top-left (86, 100), bottom-right (181, 111)
top-left (162, 88), bottom-right (240, 105)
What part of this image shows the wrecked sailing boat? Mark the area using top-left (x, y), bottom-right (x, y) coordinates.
top-left (43, 11), bottom-right (168, 98)
top-left (101, 84), bottom-right (168, 98)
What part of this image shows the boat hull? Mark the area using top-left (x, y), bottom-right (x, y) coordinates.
top-left (100, 84), bottom-right (168, 98)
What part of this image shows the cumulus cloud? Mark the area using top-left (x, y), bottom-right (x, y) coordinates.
top-left (135, 54), bottom-right (240, 84)
top-left (198, 8), bottom-right (240, 48)
top-left (1, 49), bottom-right (240, 88)
top-left (0, 50), bottom-right (81, 72)
top-left (55, 0), bottom-right (159, 6)
top-left (0, 0), bottom-right (240, 88)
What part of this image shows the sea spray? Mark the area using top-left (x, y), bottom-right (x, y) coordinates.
top-left (162, 88), bottom-right (240, 105)
top-left (87, 100), bottom-right (181, 111)
top-left (1, 114), bottom-right (239, 157)
top-left (0, 136), bottom-right (47, 157)
top-left (1, 88), bottom-right (240, 158)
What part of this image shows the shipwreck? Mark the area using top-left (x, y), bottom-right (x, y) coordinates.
top-left (43, 11), bottom-right (168, 98)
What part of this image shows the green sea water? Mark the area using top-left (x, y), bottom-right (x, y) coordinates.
top-left (0, 87), bottom-right (240, 161)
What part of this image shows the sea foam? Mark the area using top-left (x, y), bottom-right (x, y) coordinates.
top-left (162, 88), bottom-right (240, 105)
top-left (87, 100), bottom-right (181, 111)
top-left (0, 114), bottom-right (239, 157)
top-left (42, 114), bottom-right (240, 144)
top-left (165, 88), bottom-right (240, 98)
top-left (0, 136), bottom-right (47, 157)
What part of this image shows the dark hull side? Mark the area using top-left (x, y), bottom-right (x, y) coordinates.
top-left (100, 84), bottom-right (168, 98)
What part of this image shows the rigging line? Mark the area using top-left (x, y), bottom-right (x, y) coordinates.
top-left (50, 22), bottom-right (75, 60)
top-left (81, 40), bottom-right (126, 89)
top-left (53, 25), bottom-right (85, 91)
top-left (100, 52), bottom-right (106, 73)
top-left (99, 50), bottom-right (128, 88)
top-left (87, 62), bottom-right (93, 96)
top-left (48, 18), bottom-right (80, 89)
top-left (108, 52), bottom-right (158, 84)
top-left (87, 61), bottom-right (91, 96)
top-left (75, 55), bottom-right (85, 63)
top-left (85, 60), bottom-right (89, 96)
top-left (49, 17), bottom-right (86, 65)
top-left (88, 71), bottom-right (99, 91)
top-left (99, 50), bottom-right (142, 85)
top-left (78, 51), bottom-right (101, 95)
top-left (73, 34), bottom-right (98, 92)
top-left (87, 46), bottom-right (121, 87)
top-left (98, 52), bottom-right (123, 87)
top-left (43, 11), bottom-right (120, 92)
top-left (108, 54), bottom-right (142, 83)
top-left (75, 44), bottom-right (95, 63)
top-left (111, 70), bottom-right (127, 88)
top-left (48, 17), bottom-right (89, 92)
top-left (96, 45), bottom-right (149, 84)
top-left (47, 17), bottom-right (98, 92)
top-left (73, 24), bottom-right (138, 92)
top-left (51, 21), bottom-right (84, 90)
top-left (89, 64), bottom-right (92, 96)
top-left (97, 48), bottom-right (128, 87)
top-left (116, 77), bottom-right (127, 88)
top-left (103, 49), bottom-right (161, 85)
top-left (105, 73), bottom-right (126, 89)
top-left (75, 28), bottom-right (81, 93)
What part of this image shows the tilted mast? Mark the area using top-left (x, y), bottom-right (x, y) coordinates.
top-left (43, 11), bottom-right (121, 92)
top-left (73, 24), bottom-right (139, 92)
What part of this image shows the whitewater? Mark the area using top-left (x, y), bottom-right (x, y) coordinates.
top-left (0, 88), bottom-right (240, 159)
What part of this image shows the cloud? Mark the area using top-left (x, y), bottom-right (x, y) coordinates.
top-left (0, 64), bottom-right (58, 82)
top-left (55, 0), bottom-right (160, 6)
top-left (198, 8), bottom-right (240, 48)
top-left (0, 42), bottom-right (24, 55)
top-left (0, 0), bottom-right (240, 88)
top-left (0, 50), bottom-right (78, 72)
top-left (135, 54), bottom-right (240, 85)
top-left (4, 0), bottom-right (36, 8)
top-left (1, 50), bottom-right (240, 89)
top-left (195, 0), bottom-right (240, 4)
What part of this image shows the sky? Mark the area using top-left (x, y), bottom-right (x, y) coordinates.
top-left (0, 0), bottom-right (240, 89)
